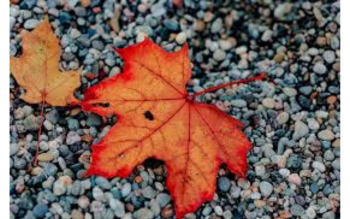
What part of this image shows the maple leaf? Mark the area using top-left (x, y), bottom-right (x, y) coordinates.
top-left (10, 17), bottom-right (81, 106)
top-left (81, 38), bottom-right (264, 218)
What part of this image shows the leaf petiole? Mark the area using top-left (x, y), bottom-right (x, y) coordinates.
top-left (189, 73), bottom-right (267, 98)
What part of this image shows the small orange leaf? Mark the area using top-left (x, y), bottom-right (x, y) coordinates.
top-left (10, 17), bottom-right (81, 106)
top-left (81, 39), bottom-right (255, 218)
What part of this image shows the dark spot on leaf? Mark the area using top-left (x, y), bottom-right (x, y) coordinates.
top-left (144, 111), bottom-right (154, 121)
top-left (92, 102), bottom-right (110, 108)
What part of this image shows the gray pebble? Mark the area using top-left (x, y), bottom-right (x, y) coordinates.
top-left (141, 186), bottom-right (156, 199)
top-left (218, 177), bottom-right (231, 192)
top-left (290, 204), bottom-right (305, 216)
top-left (293, 121), bottom-right (309, 140)
top-left (313, 62), bottom-right (327, 75)
top-left (259, 181), bottom-right (273, 197)
top-left (24, 19), bottom-right (40, 29)
top-left (133, 208), bottom-right (154, 219)
top-left (156, 193), bottom-right (171, 207)
top-left (323, 50), bottom-right (336, 64)
top-left (121, 183), bottom-right (131, 197)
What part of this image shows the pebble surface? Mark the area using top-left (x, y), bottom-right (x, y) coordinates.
top-left (10, 1), bottom-right (340, 219)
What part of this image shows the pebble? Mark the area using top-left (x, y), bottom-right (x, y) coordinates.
top-left (66, 131), bottom-right (81, 145)
top-left (323, 50), bottom-right (336, 64)
top-left (10, 143), bottom-right (20, 156)
top-left (259, 181), bottom-right (273, 197)
top-left (121, 183), bottom-right (131, 197)
top-left (53, 176), bottom-right (72, 196)
top-left (293, 121), bottom-right (309, 140)
top-left (312, 161), bottom-right (326, 172)
top-left (156, 193), bottom-right (171, 207)
top-left (77, 196), bottom-right (90, 209)
top-left (218, 177), bottom-right (231, 192)
top-left (32, 203), bottom-right (49, 218)
top-left (37, 153), bottom-right (54, 162)
top-left (261, 29), bottom-right (273, 41)
top-left (276, 112), bottom-right (289, 125)
top-left (24, 19), bottom-right (39, 29)
top-left (133, 208), bottom-right (154, 219)
top-left (318, 130), bottom-right (335, 141)
top-left (324, 150), bottom-right (335, 161)
top-left (322, 211), bottom-right (335, 219)
top-left (290, 204), bottom-right (305, 216)
top-left (141, 186), bottom-right (156, 199)
top-left (288, 174), bottom-right (302, 186)
top-left (313, 62), bottom-right (327, 75)
top-left (92, 187), bottom-right (105, 201)
top-left (231, 99), bottom-right (247, 108)
top-left (176, 32), bottom-right (187, 44)
top-left (262, 98), bottom-right (275, 109)
top-left (110, 199), bottom-right (125, 218)
top-left (213, 49), bottom-right (226, 61)
top-left (95, 177), bottom-right (111, 190)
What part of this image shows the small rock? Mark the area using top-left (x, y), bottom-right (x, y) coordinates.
top-left (213, 49), bottom-right (226, 61)
top-left (318, 130), bottom-right (335, 141)
top-left (142, 186), bottom-right (156, 199)
top-left (32, 203), bottom-right (49, 218)
top-left (66, 131), bottom-right (81, 145)
top-left (323, 50), bottom-right (336, 64)
top-left (133, 208), bottom-right (154, 219)
top-left (288, 173), bottom-right (302, 186)
top-left (276, 112), bottom-right (289, 125)
top-left (77, 196), bottom-right (90, 209)
top-left (156, 193), bottom-right (171, 207)
top-left (306, 207), bottom-right (316, 219)
top-left (261, 29), bottom-right (273, 41)
top-left (218, 177), bottom-right (231, 192)
top-left (259, 181), bottom-right (273, 197)
top-left (307, 118), bottom-right (320, 130)
top-left (290, 204), bottom-right (305, 216)
top-left (121, 183), bottom-right (131, 197)
top-left (37, 153), bottom-right (54, 162)
top-left (176, 32), bottom-right (187, 44)
top-left (312, 161), bottom-right (326, 172)
top-left (24, 19), bottom-right (40, 29)
top-left (293, 121), bottom-right (309, 140)
top-left (313, 62), bottom-right (327, 75)
top-left (262, 98), bottom-right (275, 109)
top-left (92, 187), bottom-right (105, 201)
top-left (53, 176), bottom-right (72, 196)
top-left (322, 211), bottom-right (335, 219)
top-left (109, 199), bottom-right (125, 218)
top-left (95, 177), bottom-right (111, 190)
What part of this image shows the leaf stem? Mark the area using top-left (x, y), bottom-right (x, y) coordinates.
top-left (33, 100), bottom-right (45, 166)
top-left (189, 73), bottom-right (266, 98)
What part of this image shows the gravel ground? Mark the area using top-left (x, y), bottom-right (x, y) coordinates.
top-left (10, 0), bottom-right (340, 219)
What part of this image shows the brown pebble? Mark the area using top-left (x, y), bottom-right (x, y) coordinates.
top-left (71, 210), bottom-right (84, 219)
top-left (332, 138), bottom-right (340, 147)
top-left (194, 20), bottom-right (205, 32)
top-left (134, 176), bottom-right (143, 183)
top-left (37, 153), bottom-right (54, 162)
top-left (126, 203), bottom-right (134, 212)
top-left (317, 36), bottom-right (327, 47)
top-left (327, 96), bottom-right (337, 105)
top-left (254, 200), bottom-right (266, 208)
top-left (273, 52), bottom-right (285, 63)
top-left (161, 206), bottom-right (174, 218)
top-left (80, 0), bottom-right (91, 7)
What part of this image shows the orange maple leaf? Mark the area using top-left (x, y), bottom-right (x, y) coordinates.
top-left (10, 17), bottom-right (81, 106)
top-left (81, 39), bottom-right (264, 218)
